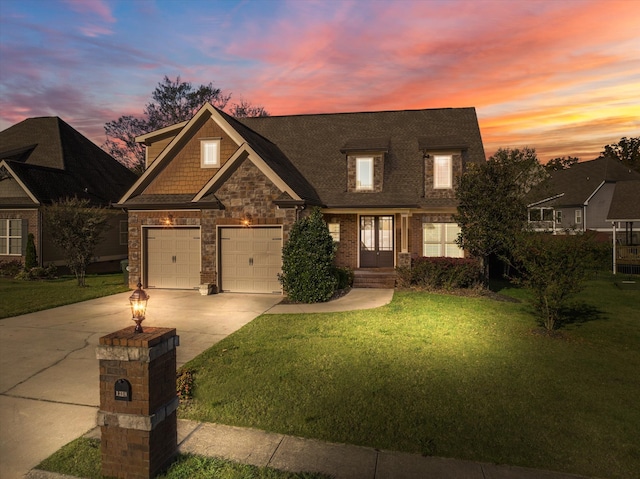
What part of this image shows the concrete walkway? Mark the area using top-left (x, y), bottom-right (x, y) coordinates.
top-left (4, 288), bottom-right (594, 479)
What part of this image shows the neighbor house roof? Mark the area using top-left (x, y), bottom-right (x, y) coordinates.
top-left (0, 117), bottom-right (138, 207)
top-left (528, 157), bottom-right (640, 208)
top-left (607, 180), bottom-right (640, 221)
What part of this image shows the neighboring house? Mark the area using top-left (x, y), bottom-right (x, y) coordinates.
top-left (607, 179), bottom-right (640, 274)
top-left (527, 157), bottom-right (640, 236)
top-left (118, 104), bottom-right (485, 293)
top-left (0, 117), bottom-right (138, 271)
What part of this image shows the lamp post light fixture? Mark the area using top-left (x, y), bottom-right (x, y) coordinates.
top-left (129, 280), bottom-right (149, 333)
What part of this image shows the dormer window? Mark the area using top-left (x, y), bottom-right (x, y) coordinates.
top-left (433, 155), bottom-right (452, 189)
top-left (356, 157), bottom-right (374, 191)
top-left (201, 138), bottom-right (220, 168)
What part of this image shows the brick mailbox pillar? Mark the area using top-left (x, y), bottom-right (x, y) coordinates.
top-left (96, 326), bottom-right (180, 479)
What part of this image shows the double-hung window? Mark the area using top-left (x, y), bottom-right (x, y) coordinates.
top-left (575, 209), bottom-right (582, 224)
top-left (0, 219), bottom-right (22, 255)
top-left (433, 155), bottom-right (452, 189)
top-left (201, 138), bottom-right (220, 168)
top-left (423, 223), bottom-right (463, 258)
top-left (356, 157), bottom-right (374, 191)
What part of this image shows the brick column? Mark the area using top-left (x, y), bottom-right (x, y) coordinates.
top-left (96, 327), bottom-right (180, 479)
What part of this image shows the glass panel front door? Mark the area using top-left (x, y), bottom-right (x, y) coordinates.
top-left (360, 215), bottom-right (394, 267)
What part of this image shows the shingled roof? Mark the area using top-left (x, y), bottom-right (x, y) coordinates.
top-left (239, 107), bottom-right (485, 208)
top-left (607, 180), bottom-right (640, 221)
top-left (528, 157), bottom-right (640, 208)
top-left (0, 117), bottom-right (137, 206)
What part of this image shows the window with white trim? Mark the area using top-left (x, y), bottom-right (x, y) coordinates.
top-left (328, 223), bottom-right (340, 242)
top-left (0, 219), bottom-right (22, 255)
top-left (201, 138), bottom-right (220, 168)
top-left (555, 211), bottom-right (562, 223)
top-left (433, 155), bottom-right (452, 189)
top-left (356, 157), bottom-right (374, 190)
top-left (575, 209), bottom-right (582, 224)
top-left (423, 223), bottom-right (464, 257)
top-left (119, 220), bottom-right (128, 246)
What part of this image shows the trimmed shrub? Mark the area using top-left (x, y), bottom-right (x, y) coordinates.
top-left (15, 264), bottom-right (57, 281)
top-left (279, 207), bottom-right (337, 303)
top-left (333, 266), bottom-right (354, 290)
top-left (25, 233), bottom-right (37, 270)
top-left (400, 257), bottom-right (483, 290)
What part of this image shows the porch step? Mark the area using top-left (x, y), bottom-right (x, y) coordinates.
top-left (353, 268), bottom-right (396, 289)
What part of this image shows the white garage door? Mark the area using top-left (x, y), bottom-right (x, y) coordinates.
top-left (220, 227), bottom-right (282, 294)
top-left (146, 228), bottom-right (201, 289)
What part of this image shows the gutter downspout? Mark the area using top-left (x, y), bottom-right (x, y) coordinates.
top-left (612, 221), bottom-right (617, 275)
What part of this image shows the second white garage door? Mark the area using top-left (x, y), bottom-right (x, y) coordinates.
top-left (146, 228), bottom-right (201, 289)
top-left (220, 227), bottom-right (282, 294)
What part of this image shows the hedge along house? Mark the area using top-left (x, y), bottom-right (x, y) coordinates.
top-left (118, 103), bottom-right (485, 293)
top-left (0, 117), bottom-right (138, 271)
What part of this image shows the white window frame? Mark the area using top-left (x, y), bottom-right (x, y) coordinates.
top-left (575, 209), bottom-right (582, 224)
top-left (201, 138), bottom-right (221, 168)
top-left (433, 155), bottom-right (452, 189)
top-left (0, 218), bottom-right (22, 255)
top-left (422, 222), bottom-right (464, 258)
top-left (356, 157), bottom-right (374, 191)
top-left (328, 222), bottom-right (340, 242)
top-left (555, 210), bottom-right (562, 224)
top-left (119, 220), bottom-right (128, 246)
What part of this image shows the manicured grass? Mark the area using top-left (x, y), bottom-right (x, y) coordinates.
top-left (182, 274), bottom-right (640, 479)
top-left (0, 274), bottom-right (129, 319)
top-left (37, 437), bottom-right (330, 479)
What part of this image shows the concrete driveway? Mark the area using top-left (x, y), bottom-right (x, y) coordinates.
top-left (0, 290), bottom-right (282, 479)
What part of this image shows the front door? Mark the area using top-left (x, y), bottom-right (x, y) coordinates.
top-left (360, 215), bottom-right (394, 267)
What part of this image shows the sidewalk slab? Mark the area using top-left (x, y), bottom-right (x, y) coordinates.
top-left (269, 435), bottom-right (377, 479)
top-left (376, 451), bottom-right (484, 478)
top-left (179, 422), bottom-right (284, 468)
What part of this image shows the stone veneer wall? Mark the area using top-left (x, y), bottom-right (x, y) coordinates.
top-left (346, 155), bottom-right (384, 192)
top-left (127, 158), bottom-right (298, 289)
top-left (424, 153), bottom-right (463, 199)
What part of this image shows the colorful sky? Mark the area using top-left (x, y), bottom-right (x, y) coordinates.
top-left (1, 0), bottom-right (638, 162)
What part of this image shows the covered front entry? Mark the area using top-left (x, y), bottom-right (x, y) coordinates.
top-left (360, 215), bottom-right (394, 268)
top-left (145, 227), bottom-right (201, 289)
top-left (219, 227), bottom-right (282, 293)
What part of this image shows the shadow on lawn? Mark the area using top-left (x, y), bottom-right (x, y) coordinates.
top-left (558, 302), bottom-right (605, 327)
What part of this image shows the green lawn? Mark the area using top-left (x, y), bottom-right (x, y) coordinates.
top-left (0, 274), bottom-right (130, 319)
top-left (182, 274), bottom-right (640, 479)
top-left (37, 437), bottom-right (329, 479)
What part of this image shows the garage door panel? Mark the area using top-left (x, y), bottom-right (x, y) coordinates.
top-left (220, 227), bottom-right (282, 294)
top-left (146, 228), bottom-right (201, 290)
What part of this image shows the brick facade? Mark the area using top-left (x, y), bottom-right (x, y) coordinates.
top-left (346, 154), bottom-right (384, 192)
top-left (97, 327), bottom-right (179, 479)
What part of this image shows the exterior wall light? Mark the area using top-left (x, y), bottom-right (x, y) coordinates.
top-left (129, 280), bottom-right (149, 333)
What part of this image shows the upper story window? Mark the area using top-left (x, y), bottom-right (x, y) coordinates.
top-left (0, 218), bottom-right (22, 255)
top-left (201, 138), bottom-right (220, 168)
top-left (356, 157), bottom-right (374, 191)
top-left (433, 155), bottom-right (452, 189)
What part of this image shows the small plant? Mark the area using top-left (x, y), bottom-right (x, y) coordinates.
top-left (14, 264), bottom-right (57, 281)
top-left (0, 260), bottom-right (23, 277)
top-left (25, 233), bottom-right (37, 270)
top-left (333, 266), bottom-right (354, 290)
top-left (177, 367), bottom-right (195, 401)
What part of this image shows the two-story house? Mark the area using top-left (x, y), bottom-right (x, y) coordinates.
top-left (527, 157), bottom-right (640, 237)
top-left (1, 117), bottom-right (138, 272)
top-left (118, 104), bottom-right (485, 293)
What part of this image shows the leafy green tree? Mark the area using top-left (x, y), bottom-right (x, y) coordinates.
top-left (104, 76), bottom-right (268, 174)
top-left (511, 231), bottom-right (600, 331)
top-left (24, 233), bottom-right (37, 270)
top-left (544, 156), bottom-right (579, 171)
top-left (279, 207), bottom-right (337, 303)
top-left (600, 136), bottom-right (639, 172)
top-left (454, 147), bottom-right (546, 281)
top-left (43, 198), bottom-right (112, 286)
